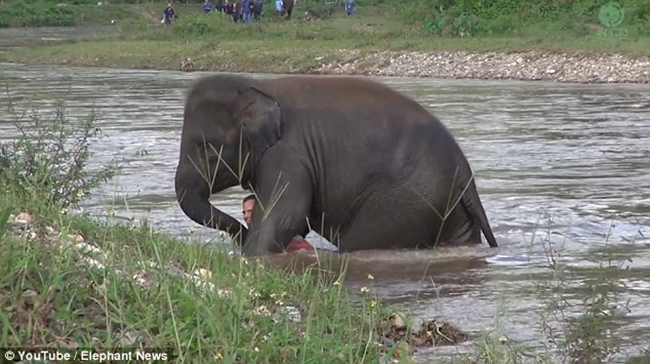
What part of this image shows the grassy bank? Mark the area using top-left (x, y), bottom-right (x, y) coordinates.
top-left (1, 1), bottom-right (650, 73)
top-left (0, 1), bottom-right (194, 28)
top-left (2, 216), bottom-right (403, 362)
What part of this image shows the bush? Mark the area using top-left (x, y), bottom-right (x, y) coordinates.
top-left (0, 1), bottom-right (77, 27)
top-left (0, 0), bottom-right (154, 28)
top-left (408, 0), bottom-right (650, 37)
top-left (171, 12), bottom-right (239, 37)
top-left (0, 99), bottom-right (120, 214)
top-left (629, 0), bottom-right (650, 23)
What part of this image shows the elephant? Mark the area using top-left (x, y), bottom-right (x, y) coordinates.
top-left (174, 74), bottom-right (499, 256)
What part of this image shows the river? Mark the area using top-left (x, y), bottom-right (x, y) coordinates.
top-left (1, 59), bottom-right (649, 362)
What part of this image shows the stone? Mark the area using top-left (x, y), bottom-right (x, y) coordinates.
top-left (309, 50), bottom-right (650, 84)
top-left (14, 212), bottom-right (32, 224)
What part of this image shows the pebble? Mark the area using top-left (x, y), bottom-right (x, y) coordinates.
top-left (311, 50), bottom-right (650, 84)
top-left (13, 212), bottom-right (32, 225)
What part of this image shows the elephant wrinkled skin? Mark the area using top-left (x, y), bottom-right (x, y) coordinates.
top-left (174, 74), bottom-right (499, 256)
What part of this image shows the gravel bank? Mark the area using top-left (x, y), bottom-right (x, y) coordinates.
top-left (309, 50), bottom-right (650, 84)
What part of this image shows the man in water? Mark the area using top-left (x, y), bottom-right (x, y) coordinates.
top-left (242, 194), bottom-right (313, 252)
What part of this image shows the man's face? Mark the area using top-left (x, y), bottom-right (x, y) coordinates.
top-left (242, 199), bottom-right (255, 226)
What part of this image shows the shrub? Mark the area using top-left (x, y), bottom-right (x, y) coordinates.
top-left (0, 98), bottom-right (120, 214)
top-left (408, 0), bottom-right (650, 36)
top-left (171, 11), bottom-right (247, 37)
top-left (0, 1), bottom-right (77, 27)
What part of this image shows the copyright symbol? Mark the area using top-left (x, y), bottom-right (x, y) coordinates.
top-left (5, 350), bottom-right (15, 361)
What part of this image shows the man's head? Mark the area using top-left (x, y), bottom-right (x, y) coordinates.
top-left (242, 194), bottom-right (256, 226)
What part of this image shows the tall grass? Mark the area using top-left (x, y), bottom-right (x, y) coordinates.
top-left (0, 1), bottom-right (166, 28)
top-left (466, 215), bottom-right (646, 364)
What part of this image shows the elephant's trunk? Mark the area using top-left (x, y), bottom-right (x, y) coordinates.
top-left (174, 164), bottom-right (246, 242)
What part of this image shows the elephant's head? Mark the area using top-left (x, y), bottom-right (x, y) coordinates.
top-left (174, 75), bottom-right (282, 243)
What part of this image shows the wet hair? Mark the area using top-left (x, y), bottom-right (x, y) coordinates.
top-left (243, 194), bottom-right (256, 204)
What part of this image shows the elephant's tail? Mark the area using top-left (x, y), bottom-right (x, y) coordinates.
top-left (462, 176), bottom-right (498, 248)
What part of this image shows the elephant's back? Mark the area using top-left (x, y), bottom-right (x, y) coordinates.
top-left (265, 75), bottom-right (465, 162)
top-left (266, 76), bottom-right (461, 153)
top-left (264, 76), bottom-right (433, 123)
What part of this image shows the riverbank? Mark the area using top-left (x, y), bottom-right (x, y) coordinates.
top-left (4, 210), bottom-right (437, 362)
top-left (2, 2), bottom-right (650, 84)
top-left (4, 44), bottom-right (649, 84)
top-left (310, 50), bottom-right (650, 84)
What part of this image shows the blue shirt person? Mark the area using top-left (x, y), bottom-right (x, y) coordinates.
top-left (242, 0), bottom-right (253, 23)
top-left (202, 0), bottom-right (214, 15)
top-left (163, 3), bottom-right (175, 24)
top-left (346, 0), bottom-right (356, 16)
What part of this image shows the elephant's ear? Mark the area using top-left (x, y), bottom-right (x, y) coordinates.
top-left (239, 86), bottom-right (282, 159)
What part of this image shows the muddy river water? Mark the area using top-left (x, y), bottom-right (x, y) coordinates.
top-left (1, 59), bottom-right (649, 362)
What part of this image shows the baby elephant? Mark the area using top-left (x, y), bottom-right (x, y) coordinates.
top-left (174, 74), bottom-right (499, 256)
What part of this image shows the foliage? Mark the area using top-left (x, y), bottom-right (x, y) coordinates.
top-left (0, 1), bottom-right (77, 27)
top-left (0, 0), bottom-right (155, 28)
top-left (0, 98), bottom-right (120, 214)
top-left (535, 240), bottom-right (631, 362)
top-left (171, 10), bottom-right (235, 36)
top-left (406, 0), bottom-right (650, 36)
top-left (0, 221), bottom-right (393, 362)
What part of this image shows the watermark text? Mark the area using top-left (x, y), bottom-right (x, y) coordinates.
top-left (2, 348), bottom-right (172, 362)
top-left (597, 2), bottom-right (627, 37)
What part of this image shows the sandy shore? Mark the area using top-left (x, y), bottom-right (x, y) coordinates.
top-left (306, 50), bottom-right (650, 84)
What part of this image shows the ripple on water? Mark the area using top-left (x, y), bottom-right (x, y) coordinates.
top-left (1, 64), bottom-right (649, 361)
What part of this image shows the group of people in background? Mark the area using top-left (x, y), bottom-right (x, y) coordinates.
top-left (163, 0), bottom-right (355, 25)
top-left (202, 0), bottom-right (293, 23)
top-left (200, 0), bottom-right (295, 23)
top-left (162, 0), bottom-right (294, 25)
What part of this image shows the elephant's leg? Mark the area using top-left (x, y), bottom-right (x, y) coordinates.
top-left (338, 191), bottom-right (435, 252)
top-left (241, 159), bottom-right (313, 256)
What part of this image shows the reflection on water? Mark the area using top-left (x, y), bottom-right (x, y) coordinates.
top-left (1, 62), bottom-right (649, 361)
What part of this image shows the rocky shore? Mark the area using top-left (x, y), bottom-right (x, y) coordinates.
top-left (308, 50), bottom-right (650, 84)
top-left (3, 44), bottom-right (649, 84)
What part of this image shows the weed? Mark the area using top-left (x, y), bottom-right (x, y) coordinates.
top-left (535, 220), bottom-right (632, 363)
top-left (0, 97), bottom-right (120, 215)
